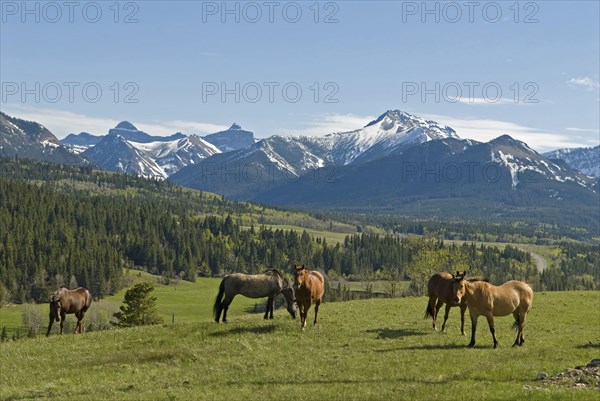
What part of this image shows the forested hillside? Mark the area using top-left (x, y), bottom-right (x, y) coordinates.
top-left (0, 158), bottom-right (597, 304)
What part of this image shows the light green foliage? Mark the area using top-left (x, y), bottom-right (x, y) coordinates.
top-left (1, 292), bottom-right (598, 401)
top-left (405, 238), bottom-right (469, 296)
top-left (112, 283), bottom-right (163, 327)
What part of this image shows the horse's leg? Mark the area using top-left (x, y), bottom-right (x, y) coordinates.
top-left (433, 299), bottom-right (443, 331)
top-left (427, 297), bottom-right (436, 331)
top-left (221, 294), bottom-right (236, 323)
top-left (76, 311), bottom-right (84, 334)
top-left (264, 296), bottom-right (273, 320)
top-left (459, 304), bottom-right (467, 336)
top-left (46, 313), bottom-right (54, 337)
top-left (441, 303), bottom-right (451, 333)
top-left (302, 301), bottom-right (311, 330)
top-left (468, 314), bottom-right (478, 348)
top-left (269, 295), bottom-right (275, 319)
top-left (512, 311), bottom-right (520, 346)
top-left (518, 310), bottom-right (527, 346)
top-left (59, 312), bottom-right (66, 335)
top-left (486, 314), bottom-right (498, 348)
top-left (313, 299), bottom-right (321, 326)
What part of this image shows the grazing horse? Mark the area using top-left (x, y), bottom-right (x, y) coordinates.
top-left (293, 264), bottom-right (325, 331)
top-left (450, 275), bottom-right (533, 348)
top-left (213, 269), bottom-right (297, 323)
top-left (424, 271), bottom-right (488, 335)
top-left (46, 287), bottom-right (93, 336)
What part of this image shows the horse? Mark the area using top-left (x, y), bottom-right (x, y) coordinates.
top-left (425, 271), bottom-right (468, 335)
top-left (450, 274), bottom-right (533, 348)
top-left (293, 264), bottom-right (325, 331)
top-left (46, 287), bottom-right (93, 336)
top-left (213, 269), bottom-right (297, 323)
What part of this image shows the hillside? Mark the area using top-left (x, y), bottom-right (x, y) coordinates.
top-left (1, 157), bottom-right (597, 307)
top-left (1, 292), bottom-right (598, 401)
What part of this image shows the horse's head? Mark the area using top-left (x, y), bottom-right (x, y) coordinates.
top-left (281, 286), bottom-right (297, 319)
top-left (49, 293), bottom-right (62, 321)
top-left (450, 272), bottom-right (467, 305)
top-left (293, 265), bottom-right (308, 288)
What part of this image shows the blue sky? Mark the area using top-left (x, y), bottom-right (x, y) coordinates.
top-left (1, 0), bottom-right (599, 151)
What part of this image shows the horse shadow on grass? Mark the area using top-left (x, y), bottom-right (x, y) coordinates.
top-left (366, 327), bottom-right (428, 339)
top-left (210, 324), bottom-right (277, 337)
top-left (373, 343), bottom-right (468, 353)
top-left (576, 342), bottom-right (600, 349)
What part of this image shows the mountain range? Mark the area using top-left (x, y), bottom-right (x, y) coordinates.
top-left (169, 111), bottom-right (597, 209)
top-left (1, 109), bottom-right (597, 226)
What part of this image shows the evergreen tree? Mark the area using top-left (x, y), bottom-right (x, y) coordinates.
top-left (112, 282), bottom-right (163, 327)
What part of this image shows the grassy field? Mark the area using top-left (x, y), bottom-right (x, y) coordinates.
top-left (0, 271), bottom-right (259, 334)
top-left (1, 290), bottom-right (598, 401)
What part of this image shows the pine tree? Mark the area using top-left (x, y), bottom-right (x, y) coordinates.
top-left (112, 282), bottom-right (163, 327)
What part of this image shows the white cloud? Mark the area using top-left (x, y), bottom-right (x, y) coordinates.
top-left (422, 113), bottom-right (597, 152)
top-left (565, 127), bottom-right (600, 133)
top-left (567, 77), bottom-right (600, 91)
top-left (0, 104), bottom-right (228, 138)
top-left (275, 113), bottom-right (376, 137)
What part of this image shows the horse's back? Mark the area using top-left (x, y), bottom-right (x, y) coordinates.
top-left (224, 272), bottom-right (283, 298)
top-left (310, 271), bottom-right (325, 300)
top-left (490, 281), bottom-right (532, 316)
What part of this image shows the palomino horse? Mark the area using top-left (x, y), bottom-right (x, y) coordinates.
top-left (213, 269), bottom-right (297, 323)
top-left (46, 287), bottom-right (93, 336)
top-left (451, 275), bottom-right (533, 348)
top-left (425, 271), bottom-right (488, 335)
top-left (293, 264), bottom-right (324, 331)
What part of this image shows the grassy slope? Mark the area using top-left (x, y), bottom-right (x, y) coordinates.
top-left (0, 271), bottom-right (259, 330)
top-left (1, 291), bottom-right (598, 401)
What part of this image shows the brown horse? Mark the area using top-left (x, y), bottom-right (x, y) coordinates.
top-left (293, 264), bottom-right (324, 331)
top-left (425, 271), bottom-right (467, 335)
top-left (450, 275), bottom-right (533, 348)
top-left (46, 287), bottom-right (93, 336)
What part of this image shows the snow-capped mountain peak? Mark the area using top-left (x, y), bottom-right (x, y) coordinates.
top-left (114, 121), bottom-right (138, 131)
top-left (544, 145), bottom-right (600, 178)
top-left (325, 110), bottom-right (459, 165)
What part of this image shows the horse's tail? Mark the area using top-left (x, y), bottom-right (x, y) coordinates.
top-left (213, 279), bottom-right (225, 322)
top-left (424, 299), bottom-right (434, 319)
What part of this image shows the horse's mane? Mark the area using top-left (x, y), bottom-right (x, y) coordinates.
top-left (466, 277), bottom-right (490, 283)
top-left (263, 269), bottom-right (283, 278)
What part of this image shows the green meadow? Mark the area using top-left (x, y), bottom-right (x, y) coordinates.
top-left (0, 271), bottom-right (257, 331)
top-left (1, 288), bottom-right (598, 401)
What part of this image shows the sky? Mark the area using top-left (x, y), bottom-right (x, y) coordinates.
top-left (1, 0), bottom-right (599, 152)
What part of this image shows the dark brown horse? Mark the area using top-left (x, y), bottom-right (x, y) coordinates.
top-left (46, 287), bottom-right (93, 336)
top-left (213, 269), bottom-right (297, 323)
top-left (450, 275), bottom-right (533, 348)
top-left (424, 271), bottom-right (468, 335)
top-left (293, 264), bottom-right (325, 331)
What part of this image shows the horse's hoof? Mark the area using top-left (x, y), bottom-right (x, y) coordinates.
top-left (467, 343), bottom-right (475, 348)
